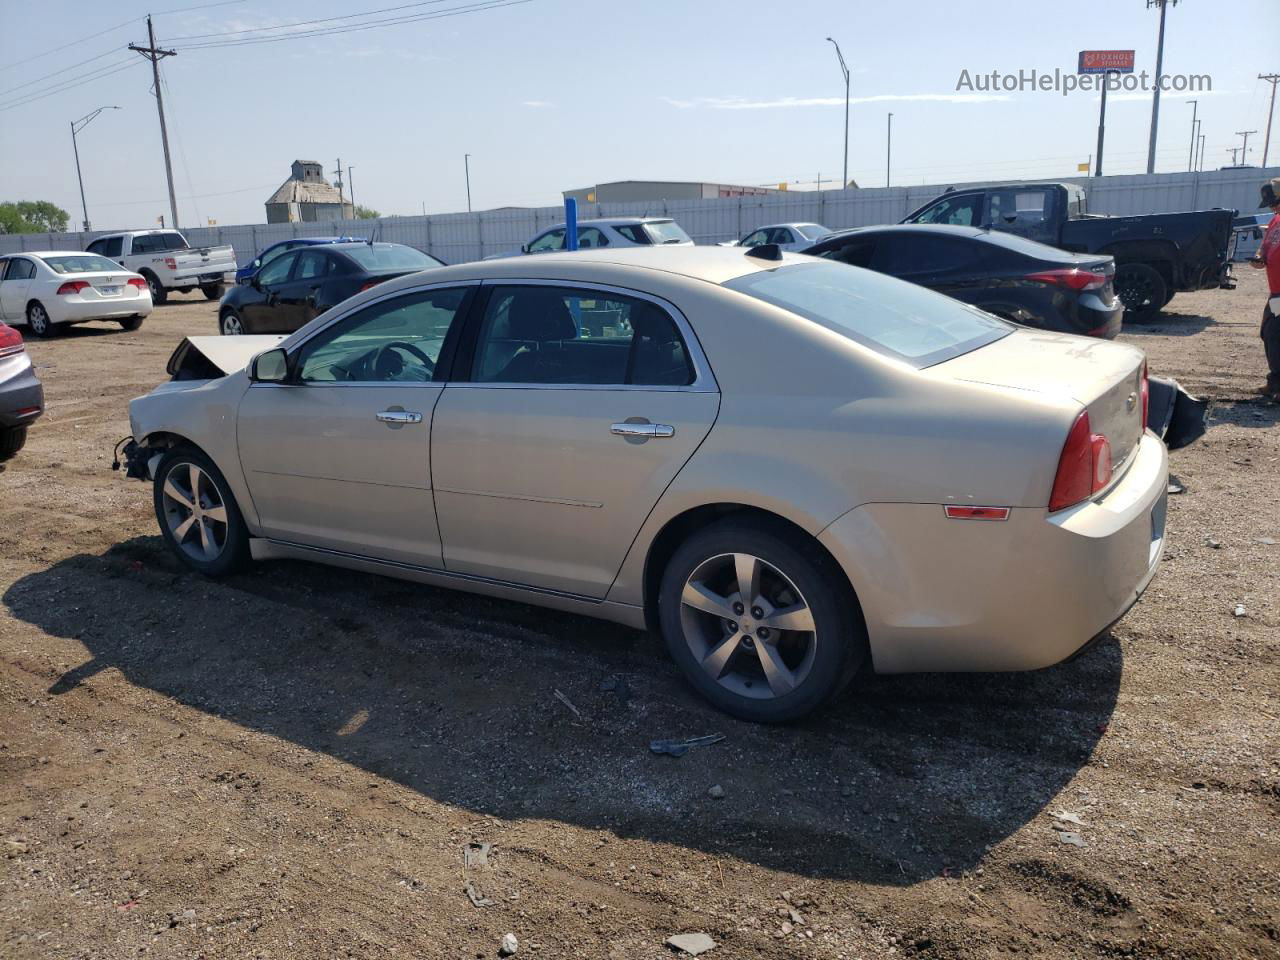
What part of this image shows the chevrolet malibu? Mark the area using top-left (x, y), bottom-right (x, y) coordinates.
top-left (123, 247), bottom-right (1168, 722)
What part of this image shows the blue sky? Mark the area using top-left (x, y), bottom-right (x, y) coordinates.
top-left (0, 0), bottom-right (1276, 230)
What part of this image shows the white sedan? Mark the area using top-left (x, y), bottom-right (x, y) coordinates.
top-left (721, 223), bottom-right (833, 252)
top-left (0, 251), bottom-right (153, 337)
top-left (486, 217), bottom-right (695, 259)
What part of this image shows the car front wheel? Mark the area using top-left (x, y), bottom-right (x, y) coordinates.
top-left (220, 309), bottom-right (244, 336)
top-left (153, 447), bottom-right (249, 576)
top-left (658, 518), bottom-right (866, 722)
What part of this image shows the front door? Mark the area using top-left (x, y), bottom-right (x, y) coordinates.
top-left (272, 249), bottom-right (331, 332)
top-left (241, 250), bottom-right (300, 332)
top-left (236, 285), bottom-right (473, 565)
top-left (431, 283), bottom-right (719, 598)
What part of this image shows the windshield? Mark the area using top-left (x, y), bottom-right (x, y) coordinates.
top-left (336, 243), bottom-right (442, 272)
top-left (38, 254), bottom-right (126, 274)
top-left (795, 224), bottom-right (833, 241)
top-left (723, 261), bottom-right (1011, 368)
top-left (642, 220), bottom-right (692, 245)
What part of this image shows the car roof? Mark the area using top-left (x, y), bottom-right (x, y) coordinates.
top-left (539, 217), bottom-right (675, 230)
top-left (818, 223), bottom-right (990, 242)
top-left (5, 250), bottom-right (114, 258)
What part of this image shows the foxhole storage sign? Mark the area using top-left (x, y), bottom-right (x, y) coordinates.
top-left (1078, 50), bottom-right (1136, 75)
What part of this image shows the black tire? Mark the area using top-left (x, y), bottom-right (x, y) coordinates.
top-left (178, 287), bottom-right (193, 294)
top-left (658, 517), bottom-right (867, 723)
top-left (153, 446), bottom-right (249, 577)
top-left (0, 426), bottom-right (27, 462)
top-left (1161, 289), bottom-right (1176, 309)
top-left (1114, 263), bottom-right (1167, 323)
top-left (26, 301), bottom-right (56, 338)
top-left (143, 272), bottom-right (168, 305)
top-left (119, 315), bottom-right (144, 331)
top-left (219, 309), bottom-right (245, 336)
top-left (201, 283), bottom-right (224, 301)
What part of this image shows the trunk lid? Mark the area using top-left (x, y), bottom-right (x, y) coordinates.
top-left (936, 328), bottom-right (1145, 469)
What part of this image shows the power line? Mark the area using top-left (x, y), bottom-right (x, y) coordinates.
top-left (0, 59), bottom-right (144, 114)
top-left (0, 47), bottom-right (127, 97)
top-left (163, 0), bottom-right (458, 42)
top-left (175, 0), bottom-right (534, 50)
top-left (0, 16), bottom-right (141, 73)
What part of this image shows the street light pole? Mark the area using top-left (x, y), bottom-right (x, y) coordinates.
top-left (886, 112), bottom-right (892, 188)
top-left (464, 153), bottom-right (472, 212)
top-left (347, 165), bottom-right (356, 214)
top-left (1197, 132), bottom-right (1206, 172)
top-left (70, 105), bottom-right (121, 232)
top-left (826, 37), bottom-right (850, 189)
top-left (1185, 99), bottom-right (1197, 171)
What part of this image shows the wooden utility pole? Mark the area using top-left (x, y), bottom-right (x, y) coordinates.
top-left (1260, 74), bottom-right (1279, 168)
top-left (129, 16), bottom-right (179, 229)
top-left (1145, 0), bottom-right (1178, 174)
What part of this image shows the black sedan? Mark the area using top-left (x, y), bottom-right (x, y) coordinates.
top-left (219, 242), bottom-right (445, 335)
top-left (801, 224), bottom-right (1123, 338)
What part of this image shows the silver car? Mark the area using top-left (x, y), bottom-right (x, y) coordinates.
top-left (124, 247), bottom-right (1167, 722)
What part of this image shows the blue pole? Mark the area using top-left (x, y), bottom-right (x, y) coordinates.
top-left (565, 197), bottom-right (578, 251)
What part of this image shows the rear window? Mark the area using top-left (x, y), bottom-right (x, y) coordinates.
top-left (38, 254), bottom-right (126, 274)
top-left (642, 220), bottom-right (692, 245)
top-left (795, 224), bottom-right (833, 241)
top-left (336, 243), bottom-right (442, 272)
top-left (976, 230), bottom-right (1079, 260)
top-left (723, 261), bottom-right (1011, 368)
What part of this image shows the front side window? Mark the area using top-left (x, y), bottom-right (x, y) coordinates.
top-left (257, 252), bottom-right (297, 286)
top-left (97, 236), bottom-right (123, 258)
top-left (741, 230), bottom-right (768, 247)
top-left (526, 229), bottom-right (565, 253)
top-left (472, 286), bottom-right (693, 387)
top-left (724, 261), bottom-right (1011, 368)
top-left (575, 227), bottom-right (610, 249)
top-left (912, 193), bottom-right (979, 227)
top-left (37, 254), bottom-right (124, 274)
top-left (258, 243), bottom-right (294, 270)
top-left (297, 287), bottom-right (470, 383)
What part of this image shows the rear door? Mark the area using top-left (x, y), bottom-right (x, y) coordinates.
top-left (0, 258), bottom-right (35, 321)
top-left (236, 284), bottom-right (474, 565)
top-left (431, 282), bottom-right (719, 598)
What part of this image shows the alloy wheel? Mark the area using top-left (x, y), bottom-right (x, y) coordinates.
top-left (678, 552), bottom-right (818, 700)
top-left (161, 461), bottom-right (230, 562)
top-left (28, 304), bottom-right (49, 335)
top-left (148, 275), bottom-right (162, 301)
top-left (221, 312), bottom-right (243, 335)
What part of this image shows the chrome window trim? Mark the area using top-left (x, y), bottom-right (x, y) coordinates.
top-left (467, 277), bottom-right (718, 393)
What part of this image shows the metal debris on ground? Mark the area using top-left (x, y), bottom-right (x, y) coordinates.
top-left (1167, 476), bottom-right (1186, 494)
top-left (553, 688), bottom-right (582, 718)
top-left (665, 932), bottom-right (717, 955)
top-left (649, 734), bottom-right (725, 758)
top-left (464, 841), bottom-right (491, 868)
top-left (464, 880), bottom-right (495, 908)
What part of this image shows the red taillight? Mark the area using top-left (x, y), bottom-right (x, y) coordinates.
top-left (0, 324), bottom-right (24, 358)
top-left (1049, 411), bottom-right (1112, 511)
top-left (359, 279), bottom-right (385, 292)
top-left (944, 505), bottom-right (1011, 521)
top-left (164, 257), bottom-right (177, 270)
top-left (127, 277), bottom-right (147, 289)
top-left (1026, 268), bottom-right (1106, 292)
top-left (56, 280), bottom-right (90, 295)
top-left (1140, 361), bottom-right (1149, 428)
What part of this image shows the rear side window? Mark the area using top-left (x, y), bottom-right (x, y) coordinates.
top-left (873, 234), bottom-right (982, 276)
top-left (161, 232), bottom-right (188, 250)
top-left (818, 237), bottom-right (877, 267)
top-left (131, 234), bottom-right (163, 254)
top-left (471, 286), bottom-right (693, 387)
top-left (724, 261), bottom-right (1011, 368)
top-left (642, 220), bottom-right (692, 245)
top-left (614, 224), bottom-right (652, 244)
top-left (986, 190), bottom-right (1049, 228)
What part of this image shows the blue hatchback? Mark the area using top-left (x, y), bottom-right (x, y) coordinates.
top-left (235, 236), bottom-right (360, 284)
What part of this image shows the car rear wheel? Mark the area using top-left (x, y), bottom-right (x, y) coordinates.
top-left (659, 518), bottom-right (866, 723)
top-left (1115, 263), bottom-right (1167, 323)
top-left (0, 426), bottom-right (27, 462)
top-left (201, 283), bottom-right (224, 301)
top-left (143, 272), bottom-right (168, 305)
top-left (26, 302), bottom-right (56, 338)
top-left (119, 315), bottom-right (144, 331)
top-left (153, 447), bottom-right (249, 576)
top-left (220, 309), bottom-right (244, 336)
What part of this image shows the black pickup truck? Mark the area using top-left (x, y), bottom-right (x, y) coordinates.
top-left (902, 182), bottom-right (1235, 321)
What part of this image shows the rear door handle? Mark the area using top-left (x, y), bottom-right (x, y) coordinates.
top-left (611, 421), bottom-right (674, 438)
top-left (376, 410), bottom-right (423, 425)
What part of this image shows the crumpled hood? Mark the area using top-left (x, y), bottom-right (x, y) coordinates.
top-left (167, 335), bottom-right (287, 378)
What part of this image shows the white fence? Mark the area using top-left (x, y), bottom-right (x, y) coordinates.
top-left (3, 167), bottom-right (1273, 267)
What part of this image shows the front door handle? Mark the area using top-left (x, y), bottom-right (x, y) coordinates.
top-left (376, 410), bottom-right (423, 425)
top-left (611, 421), bottom-right (674, 439)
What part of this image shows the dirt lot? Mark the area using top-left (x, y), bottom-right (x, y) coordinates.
top-left (1, 269), bottom-right (1277, 960)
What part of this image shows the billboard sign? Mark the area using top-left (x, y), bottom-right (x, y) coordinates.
top-left (1078, 50), bottom-right (1135, 74)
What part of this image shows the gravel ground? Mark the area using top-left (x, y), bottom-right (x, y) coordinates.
top-left (1, 269), bottom-right (1276, 959)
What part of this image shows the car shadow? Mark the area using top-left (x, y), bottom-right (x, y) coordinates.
top-left (51, 324), bottom-right (136, 340)
top-left (1122, 309), bottom-right (1214, 337)
top-left (6, 536), bottom-right (1121, 885)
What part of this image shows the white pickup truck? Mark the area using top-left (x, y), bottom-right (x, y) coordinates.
top-left (85, 230), bottom-right (237, 304)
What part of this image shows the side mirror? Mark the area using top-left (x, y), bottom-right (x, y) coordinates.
top-left (249, 348), bottom-right (288, 383)
top-left (520, 244), bottom-right (529, 254)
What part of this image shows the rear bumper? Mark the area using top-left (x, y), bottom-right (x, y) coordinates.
top-left (1075, 293), bottom-right (1123, 339)
top-left (170, 268), bottom-right (234, 286)
top-left (52, 295), bottom-right (152, 323)
top-left (819, 432), bottom-right (1168, 673)
top-left (0, 355), bottom-right (44, 428)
